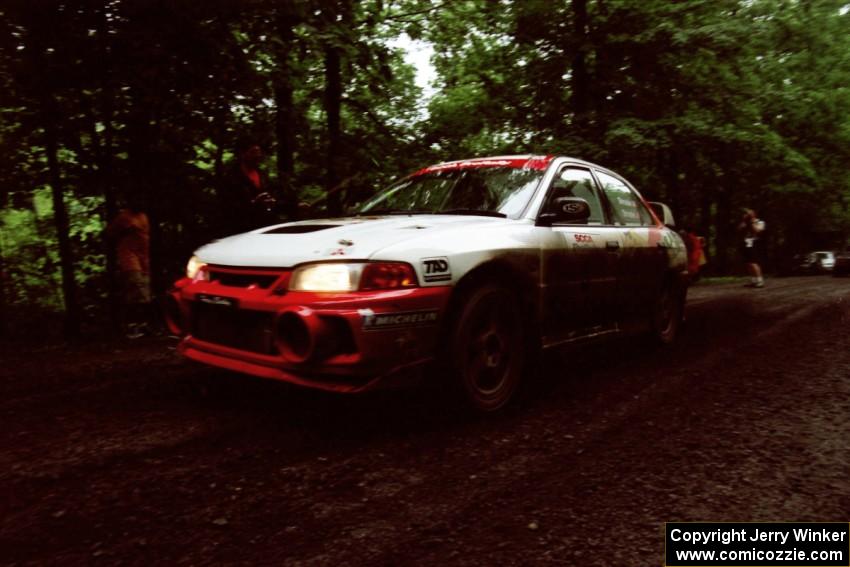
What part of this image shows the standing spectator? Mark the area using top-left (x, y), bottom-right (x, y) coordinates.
top-left (738, 208), bottom-right (766, 288)
top-left (218, 138), bottom-right (280, 236)
top-left (107, 196), bottom-right (152, 338)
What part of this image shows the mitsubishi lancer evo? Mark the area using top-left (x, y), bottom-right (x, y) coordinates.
top-left (166, 155), bottom-right (688, 411)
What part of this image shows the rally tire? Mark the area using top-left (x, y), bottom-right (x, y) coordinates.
top-left (447, 283), bottom-right (527, 412)
top-left (651, 282), bottom-right (683, 345)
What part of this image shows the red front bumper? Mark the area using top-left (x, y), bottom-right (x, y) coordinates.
top-left (167, 273), bottom-right (452, 393)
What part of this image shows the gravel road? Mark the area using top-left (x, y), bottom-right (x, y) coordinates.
top-left (1, 277), bottom-right (848, 566)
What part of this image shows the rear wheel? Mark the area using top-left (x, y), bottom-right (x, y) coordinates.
top-left (448, 284), bottom-right (527, 412)
top-left (651, 283), bottom-right (683, 344)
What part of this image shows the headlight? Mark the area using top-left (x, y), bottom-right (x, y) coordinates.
top-left (289, 263), bottom-right (362, 292)
top-left (289, 262), bottom-right (418, 292)
top-left (186, 255), bottom-right (208, 281)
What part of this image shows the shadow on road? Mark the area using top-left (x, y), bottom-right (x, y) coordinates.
top-left (160, 293), bottom-right (787, 447)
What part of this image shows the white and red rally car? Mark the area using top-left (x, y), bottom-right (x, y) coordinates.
top-left (167, 155), bottom-right (687, 411)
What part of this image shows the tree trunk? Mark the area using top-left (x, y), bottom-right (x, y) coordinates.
top-left (213, 114), bottom-right (225, 181)
top-left (324, 44), bottom-right (343, 216)
top-left (275, 9), bottom-right (298, 219)
top-left (144, 145), bottom-right (164, 299)
top-left (127, 113), bottom-right (161, 294)
top-left (715, 184), bottom-right (733, 274)
top-left (666, 147), bottom-right (680, 220)
top-left (93, 4), bottom-right (120, 332)
top-left (82, 105), bottom-right (120, 332)
top-left (571, 0), bottom-right (590, 129)
top-left (700, 188), bottom-right (714, 270)
top-left (0, 237), bottom-right (7, 338)
top-left (44, 102), bottom-right (82, 338)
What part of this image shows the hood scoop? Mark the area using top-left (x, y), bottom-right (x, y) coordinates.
top-left (263, 224), bottom-right (340, 234)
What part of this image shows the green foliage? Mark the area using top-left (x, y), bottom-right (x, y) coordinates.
top-left (1, 192), bottom-right (62, 310)
top-left (423, 0), bottom-right (850, 263)
top-left (1, 0), bottom-right (849, 338)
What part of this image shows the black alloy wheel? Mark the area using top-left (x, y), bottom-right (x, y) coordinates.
top-left (652, 283), bottom-right (682, 345)
top-left (450, 284), bottom-right (526, 412)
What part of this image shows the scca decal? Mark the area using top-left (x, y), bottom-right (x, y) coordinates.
top-left (361, 309), bottom-right (439, 330)
top-left (422, 257), bottom-right (451, 282)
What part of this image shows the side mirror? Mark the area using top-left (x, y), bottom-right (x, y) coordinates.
top-left (649, 201), bottom-right (675, 228)
top-left (538, 197), bottom-right (591, 226)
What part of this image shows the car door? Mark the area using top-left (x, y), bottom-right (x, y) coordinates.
top-left (538, 166), bottom-right (623, 342)
top-left (593, 169), bottom-right (666, 324)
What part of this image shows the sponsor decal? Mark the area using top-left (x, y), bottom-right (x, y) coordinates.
top-left (422, 256), bottom-right (451, 282)
top-left (196, 294), bottom-right (237, 308)
top-left (426, 159), bottom-right (513, 171)
top-left (413, 156), bottom-right (552, 175)
top-left (574, 233), bottom-right (593, 243)
top-left (360, 309), bottom-right (439, 330)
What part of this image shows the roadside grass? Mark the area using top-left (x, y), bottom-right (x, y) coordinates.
top-left (693, 276), bottom-right (749, 286)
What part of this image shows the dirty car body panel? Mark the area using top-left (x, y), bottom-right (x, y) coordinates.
top-left (168, 155), bottom-right (687, 395)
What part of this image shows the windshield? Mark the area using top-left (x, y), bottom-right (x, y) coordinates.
top-left (358, 167), bottom-right (546, 218)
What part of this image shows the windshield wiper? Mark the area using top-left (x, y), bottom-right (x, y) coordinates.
top-left (440, 208), bottom-right (507, 218)
top-left (358, 208), bottom-right (433, 216)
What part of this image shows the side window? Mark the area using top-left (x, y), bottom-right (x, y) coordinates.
top-left (595, 170), bottom-right (654, 226)
top-left (545, 167), bottom-right (605, 225)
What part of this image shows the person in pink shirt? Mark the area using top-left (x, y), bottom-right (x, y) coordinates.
top-left (106, 198), bottom-right (152, 338)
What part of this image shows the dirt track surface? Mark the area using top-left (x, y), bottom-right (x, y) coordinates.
top-left (2, 277), bottom-right (849, 566)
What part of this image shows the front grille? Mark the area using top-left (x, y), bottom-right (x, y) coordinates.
top-left (191, 302), bottom-right (276, 355)
top-left (208, 270), bottom-right (281, 289)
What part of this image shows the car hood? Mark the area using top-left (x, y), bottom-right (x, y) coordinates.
top-left (195, 215), bottom-right (507, 267)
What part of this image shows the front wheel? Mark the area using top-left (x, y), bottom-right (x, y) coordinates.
top-left (448, 284), bottom-right (527, 412)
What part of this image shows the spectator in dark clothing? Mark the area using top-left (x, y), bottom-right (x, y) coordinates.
top-left (217, 139), bottom-right (281, 236)
top-left (739, 208), bottom-right (766, 288)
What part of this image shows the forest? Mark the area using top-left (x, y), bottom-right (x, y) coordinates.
top-left (1, 0), bottom-right (848, 340)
